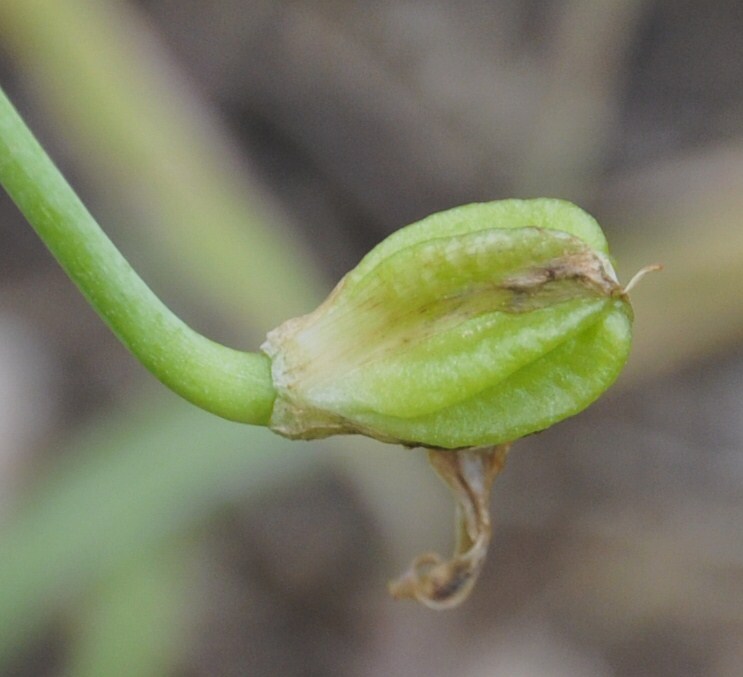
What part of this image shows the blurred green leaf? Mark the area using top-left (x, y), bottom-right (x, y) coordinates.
top-left (64, 542), bottom-right (193, 677)
top-left (0, 391), bottom-right (324, 666)
top-left (0, 0), bottom-right (325, 333)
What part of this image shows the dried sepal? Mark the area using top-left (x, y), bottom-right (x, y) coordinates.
top-left (388, 444), bottom-right (510, 609)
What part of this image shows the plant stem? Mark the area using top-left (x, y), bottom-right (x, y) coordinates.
top-left (0, 84), bottom-right (275, 424)
top-left (0, 0), bottom-right (323, 333)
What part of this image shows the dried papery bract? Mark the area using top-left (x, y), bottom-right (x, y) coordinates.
top-left (389, 444), bottom-right (510, 609)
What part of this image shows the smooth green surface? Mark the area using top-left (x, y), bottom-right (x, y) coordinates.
top-left (266, 199), bottom-right (633, 448)
top-left (355, 303), bottom-right (632, 448)
top-left (0, 84), bottom-right (275, 424)
top-left (299, 226), bottom-right (615, 417)
top-left (349, 199), bottom-right (611, 275)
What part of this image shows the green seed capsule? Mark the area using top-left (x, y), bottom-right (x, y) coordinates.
top-left (261, 198), bottom-right (633, 449)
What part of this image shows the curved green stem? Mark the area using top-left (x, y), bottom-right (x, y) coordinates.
top-left (0, 84), bottom-right (275, 424)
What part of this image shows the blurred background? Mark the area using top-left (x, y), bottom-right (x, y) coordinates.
top-left (0, 1), bottom-right (742, 675)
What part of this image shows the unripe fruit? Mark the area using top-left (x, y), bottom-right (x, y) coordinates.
top-left (262, 198), bottom-right (633, 449)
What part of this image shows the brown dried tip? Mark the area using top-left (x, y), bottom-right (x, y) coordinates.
top-left (621, 263), bottom-right (663, 295)
top-left (388, 444), bottom-right (511, 610)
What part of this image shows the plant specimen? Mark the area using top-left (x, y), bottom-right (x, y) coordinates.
top-left (0, 84), bottom-right (657, 608)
